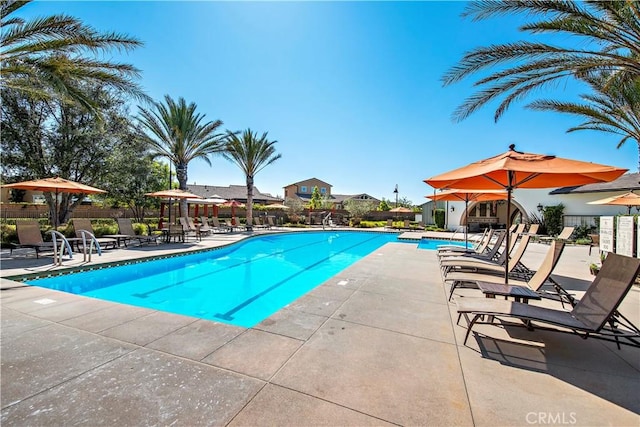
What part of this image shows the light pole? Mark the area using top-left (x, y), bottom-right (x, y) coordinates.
top-left (393, 184), bottom-right (398, 208)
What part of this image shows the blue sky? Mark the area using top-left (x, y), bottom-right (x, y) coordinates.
top-left (21, 1), bottom-right (637, 204)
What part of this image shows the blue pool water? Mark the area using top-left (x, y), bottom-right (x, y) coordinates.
top-left (27, 231), bottom-right (407, 327)
top-left (417, 239), bottom-right (468, 250)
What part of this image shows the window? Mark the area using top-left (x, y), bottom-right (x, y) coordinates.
top-left (301, 186), bottom-right (307, 193)
top-left (320, 187), bottom-right (326, 194)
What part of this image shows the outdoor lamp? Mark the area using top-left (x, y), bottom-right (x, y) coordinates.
top-left (537, 203), bottom-right (544, 212)
top-left (450, 206), bottom-right (455, 212)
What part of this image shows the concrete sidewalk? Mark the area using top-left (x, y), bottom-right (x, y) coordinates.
top-left (1, 234), bottom-right (639, 426)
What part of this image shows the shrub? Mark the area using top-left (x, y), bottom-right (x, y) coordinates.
top-left (434, 209), bottom-right (445, 229)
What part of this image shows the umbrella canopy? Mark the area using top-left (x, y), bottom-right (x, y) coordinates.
top-left (145, 189), bottom-right (203, 199)
top-left (389, 206), bottom-right (413, 213)
top-left (2, 177), bottom-right (106, 227)
top-left (588, 191), bottom-right (640, 214)
top-left (263, 203), bottom-right (290, 210)
top-left (425, 144), bottom-right (627, 284)
top-left (3, 177), bottom-right (106, 195)
top-left (145, 189), bottom-right (202, 226)
top-left (426, 189), bottom-right (509, 247)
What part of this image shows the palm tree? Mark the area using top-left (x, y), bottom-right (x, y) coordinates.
top-left (442, 0), bottom-right (640, 122)
top-left (137, 95), bottom-right (226, 217)
top-left (1, 0), bottom-right (148, 111)
top-left (223, 129), bottom-right (281, 231)
top-left (529, 73), bottom-right (640, 171)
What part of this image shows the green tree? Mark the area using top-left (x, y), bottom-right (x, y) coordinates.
top-left (529, 73), bottom-right (640, 171)
top-left (309, 186), bottom-right (322, 210)
top-left (223, 129), bottom-right (281, 231)
top-left (137, 95), bottom-right (226, 217)
top-left (343, 199), bottom-right (376, 222)
top-left (103, 144), bottom-right (168, 222)
top-left (542, 204), bottom-right (565, 236)
top-left (378, 198), bottom-right (391, 211)
top-left (1, 85), bottom-right (135, 225)
top-left (1, 0), bottom-right (148, 112)
top-left (442, 1), bottom-right (640, 122)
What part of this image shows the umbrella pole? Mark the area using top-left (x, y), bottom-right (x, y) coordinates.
top-left (464, 195), bottom-right (469, 248)
top-left (504, 173), bottom-right (514, 285)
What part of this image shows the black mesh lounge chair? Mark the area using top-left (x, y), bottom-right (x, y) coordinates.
top-left (441, 233), bottom-right (532, 278)
top-left (117, 218), bottom-right (160, 245)
top-left (11, 220), bottom-right (55, 258)
top-left (456, 252), bottom-right (640, 349)
top-left (72, 219), bottom-right (118, 249)
top-left (444, 240), bottom-right (568, 304)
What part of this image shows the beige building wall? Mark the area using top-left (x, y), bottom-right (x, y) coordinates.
top-left (284, 178), bottom-right (332, 198)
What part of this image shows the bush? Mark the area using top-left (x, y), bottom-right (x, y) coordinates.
top-left (542, 204), bottom-right (564, 236)
top-left (434, 209), bottom-right (445, 229)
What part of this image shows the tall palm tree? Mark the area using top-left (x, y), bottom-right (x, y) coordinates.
top-left (137, 95), bottom-right (226, 217)
top-left (442, 0), bottom-right (640, 122)
top-left (1, 0), bottom-right (148, 111)
top-left (223, 129), bottom-right (281, 231)
top-left (529, 73), bottom-right (640, 171)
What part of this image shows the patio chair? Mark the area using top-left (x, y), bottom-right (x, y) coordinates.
top-left (456, 252), bottom-right (640, 349)
top-left (199, 217), bottom-right (215, 235)
top-left (117, 218), bottom-right (160, 245)
top-left (445, 240), bottom-right (568, 303)
top-left (253, 217), bottom-right (268, 229)
top-left (11, 220), bottom-right (55, 258)
top-left (538, 226), bottom-right (575, 244)
top-left (438, 228), bottom-right (492, 256)
top-left (179, 217), bottom-right (201, 241)
top-left (526, 224), bottom-right (540, 236)
top-left (384, 219), bottom-right (394, 229)
top-left (72, 219), bottom-right (118, 249)
top-left (439, 229), bottom-right (506, 263)
top-left (168, 224), bottom-right (184, 242)
top-left (211, 217), bottom-right (232, 232)
top-left (441, 233), bottom-right (532, 278)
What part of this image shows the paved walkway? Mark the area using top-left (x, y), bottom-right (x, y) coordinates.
top-left (1, 230), bottom-right (639, 426)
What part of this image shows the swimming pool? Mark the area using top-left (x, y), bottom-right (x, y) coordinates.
top-left (27, 231), bottom-right (411, 327)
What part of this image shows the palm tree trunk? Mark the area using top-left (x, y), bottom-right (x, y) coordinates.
top-left (246, 175), bottom-right (254, 231)
top-left (176, 163), bottom-right (188, 221)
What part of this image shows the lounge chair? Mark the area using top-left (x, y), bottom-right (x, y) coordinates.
top-left (211, 217), bottom-right (232, 232)
top-left (438, 228), bottom-right (492, 256)
top-left (538, 226), bottom-right (575, 244)
top-left (445, 240), bottom-right (567, 302)
top-left (72, 219), bottom-right (118, 249)
top-left (526, 223), bottom-right (540, 235)
top-left (199, 216), bottom-right (215, 234)
top-left (179, 217), bottom-right (201, 241)
top-left (10, 220), bottom-right (56, 258)
top-left (384, 219), bottom-right (394, 229)
top-left (168, 224), bottom-right (184, 242)
top-left (253, 217), bottom-right (268, 229)
top-left (439, 229), bottom-right (506, 263)
top-left (441, 234), bottom-right (532, 278)
top-left (456, 252), bottom-right (640, 349)
top-left (117, 218), bottom-right (160, 245)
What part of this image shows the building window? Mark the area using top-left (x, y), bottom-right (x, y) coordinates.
top-left (320, 187), bottom-right (326, 194)
top-left (301, 186), bottom-right (307, 193)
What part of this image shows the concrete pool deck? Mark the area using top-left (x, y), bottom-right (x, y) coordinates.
top-left (1, 229), bottom-right (639, 426)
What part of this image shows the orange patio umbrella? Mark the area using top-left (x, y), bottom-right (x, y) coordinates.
top-left (587, 191), bottom-right (640, 214)
top-left (427, 189), bottom-right (509, 247)
top-left (425, 144), bottom-right (627, 283)
top-left (3, 177), bottom-right (106, 228)
top-left (145, 189), bottom-right (202, 226)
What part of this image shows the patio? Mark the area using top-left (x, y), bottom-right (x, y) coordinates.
top-left (1, 231), bottom-right (638, 426)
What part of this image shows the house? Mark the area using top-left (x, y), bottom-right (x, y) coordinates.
top-left (283, 178), bottom-right (380, 209)
top-left (186, 184), bottom-right (282, 204)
